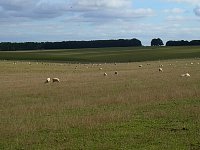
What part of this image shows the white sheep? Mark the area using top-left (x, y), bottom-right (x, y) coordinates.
top-left (45, 78), bottom-right (51, 83)
top-left (104, 73), bottom-right (107, 76)
top-left (181, 73), bottom-right (190, 77)
top-left (99, 68), bottom-right (103, 70)
top-left (160, 64), bottom-right (163, 67)
top-left (159, 68), bottom-right (163, 72)
top-left (185, 73), bottom-right (191, 77)
top-left (139, 65), bottom-right (143, 68)
top-left (52, 78), bottom-right (60, 82)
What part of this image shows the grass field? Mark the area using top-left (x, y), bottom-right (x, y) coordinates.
top-left (0, 57), bottom-right (200, 149)
top-left (0, 46), bottom-right (200, 63)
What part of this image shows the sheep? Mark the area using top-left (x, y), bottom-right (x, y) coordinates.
top-left (104, 73), bottom-right (107, 76)
top-left (99, 68), bottom-right (103, 70)
top-left (139, 65), bottom-right (143, 68)
top-left (159, 68), bottom-right (163, 72)
top-left (52, 78), bottom-right (60, 82)
top-left (115, 71), bottom-right (118, 75)
top-left (185, 73), bottom-right (191, 77)
top-left (191, 62), bottom-right (194, 65)
top-left (181, 73), bottom-right (190, 77)
top-left (159, 64), bottom-right (163, 67)
top-left (45, 78), bottom-right (51, 83)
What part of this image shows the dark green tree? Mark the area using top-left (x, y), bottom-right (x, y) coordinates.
top-left (151, 38), bottom-right (164, 46)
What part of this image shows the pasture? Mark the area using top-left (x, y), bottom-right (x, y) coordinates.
top-left (0, 58), bottom-right (200, 149)
top-left (0, 46), bottom-right (200, 63)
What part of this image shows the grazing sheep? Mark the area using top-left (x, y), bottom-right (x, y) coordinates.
top-left (181, 74), bottom-right (185, 77)
top-left (160, 64), bottom-right (163, 67)
top-left (104, 73), bottom-right (107, 76)
top-left (45, 78), bottom-right (51, 83)
top-left (191, 62), bottom-right (193, 65)
top-left (115, 71), bottom-right (118, 75)
top-left (99, 68), bottom-right (103, 70)
top-left (185, 73), bottom-right (191, 77)
top-left (52, 78), bottom-right (60, 82)
top-left (139, 65), bottom-right (143, 68)
top-left (181, 73), bottom-right (190, 77)
top-left (159, 68), bottom-right (163, 72)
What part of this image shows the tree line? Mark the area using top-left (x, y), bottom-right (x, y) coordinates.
top-left (0, 39), bottom-right (142, 51)
top-left (0, 38), bottom-right (199, 51)
top-left (150, 38), bottom-right (200, 46)
top-left (165, 40), bottom-right (200, 46)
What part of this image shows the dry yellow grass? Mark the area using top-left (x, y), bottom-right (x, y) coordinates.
top-left (0, 59), bottom-right (200, 149)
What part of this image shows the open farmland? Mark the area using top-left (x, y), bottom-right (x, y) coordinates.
top-left (0, 46), bottom-right (200, 63)
top-left (0, 58), bottom-right (200, 149)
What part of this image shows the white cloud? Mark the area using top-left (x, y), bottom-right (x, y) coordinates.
top-left (163, 8), bottom-right (186, 14)
top-left (166, 0), bottom-right (200, 5)
top-left (164, 0), bottom-right (200, 17)
top-left (166, 15), bottom-right (185, 21)
top-left (69, 0), bottom-right (154, 23)
top-left (75, 0), bottom-right (131, 9)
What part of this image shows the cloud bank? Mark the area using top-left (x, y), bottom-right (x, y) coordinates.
top-left (0, 0), bottom-right (154, 22)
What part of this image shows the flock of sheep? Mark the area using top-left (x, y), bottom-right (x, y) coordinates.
top-left (42, 60), bottom-right (196, 83)
top-left (2, 60), bottom-right (197, 83)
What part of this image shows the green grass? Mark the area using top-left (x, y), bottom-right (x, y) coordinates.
top-left (0, 58), bottom-right (200, 149)
top-left (0, 46), bottom-right (200, 63)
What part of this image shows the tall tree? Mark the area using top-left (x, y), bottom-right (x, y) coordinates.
top-left (151, 38), bottom-right (164, 46)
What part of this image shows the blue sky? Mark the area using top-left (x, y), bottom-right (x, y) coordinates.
top-left (0, 0), bottom-right (199, 45)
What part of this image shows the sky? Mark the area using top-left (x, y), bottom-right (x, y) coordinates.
top-left (0, 0), bottom-right (200, 45)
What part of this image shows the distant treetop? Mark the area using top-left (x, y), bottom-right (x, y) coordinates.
top-left (151, 38), bottom-right (164, 46)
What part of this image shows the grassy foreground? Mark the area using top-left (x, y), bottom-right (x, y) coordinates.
top-left (0, 59), bottom-right (200, 149)
top-left (0, 46), bottom-right (200, 63)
